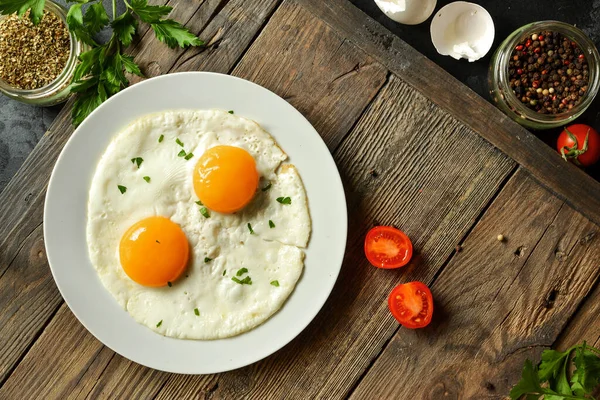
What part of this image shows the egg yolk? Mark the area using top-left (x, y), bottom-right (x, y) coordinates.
top-left (193, 145), bottom-right (259, 213)
top-left (119, 216), bottom-right (189, 287)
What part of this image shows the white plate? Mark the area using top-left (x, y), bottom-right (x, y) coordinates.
top-left (44, 72), bottom-right (347, 374)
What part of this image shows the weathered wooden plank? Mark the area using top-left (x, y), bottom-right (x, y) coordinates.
top-left (295, 0), bottom-right (600, 226)
top-left (147, 68), bottom-right (514, 397)
top-left (350, 169), bottom-right (600, 399)
top-left (0, 0), bottom-right (280, 390)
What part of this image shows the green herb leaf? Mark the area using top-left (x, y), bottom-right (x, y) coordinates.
top-left (143, 176), bottom-right (151, 183)
top-left (83, 2), bottom-right (109, 35)
top-left (194, 308), bottom-right (200, 316)
top-left (129, 0), bottom-right (172, 23)
top-left (232, 276), bottom-right (252, 285)
top-left (571, 344), bottom-right (600, 396)
top-left (158, 134), bottom-right (164, 143)
top-left (228, 110), bottom-right (234, 114)
top-left (261, 182), bottom-right (272, 192)
top-left (195, 200), bottom-right (203, 206)
top-left (178, 149), bottom-right (186, 157)
top-left (176, 138), bottom-right (184, 147)
top-left (111, 11), bottom-right (137, 46)
top-left (156, 320), bottom-right (162, 327)
top-left (538, 349), bottom-right (570, 383)
top-left (120, 54), bottom-right (144, 77)
top-left (222, 270), bottom-right (226, 276)
top-left (167, 281), bottom-right (172, 287)
top-left (247, 223), bottom-right (254, 234)
top-left (204, 257), bottom-right (212, 263)
top-left (117, 185), bottom-right (127, 194)
top-left (73, 47), bottom-right (102, 82)
top-left (131, 157), bottom-right (143, 168)
top-left (66, 3), bottom-right (96, 46)
top-left (71, 82), bottom-right (107, 125)
top-left (270, 280), bottom-right (279, 287)
top-left (0, 0), bottom-right (45, 24)
top-left (150, 19), bottom-right (204, 48)
top-left (269, 220), bottom-right (275, 229)
top-left (184, 152), bottom-right (194, 161)
top-left (276, 197), bottom-right (292, 205)
top-left (509, 360), bottom-right (546, 400)
top-left (236, 268), bottom-right (248, 277)
top-left (200, 207), bottom-right (210, 218)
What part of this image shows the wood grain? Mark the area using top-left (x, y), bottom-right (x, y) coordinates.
top-left (295, 0), bottom-right (600, 227)
top-left (146, 72), bottom-right (514, 398)
top-left (350, 169), bottom-right (600, 399)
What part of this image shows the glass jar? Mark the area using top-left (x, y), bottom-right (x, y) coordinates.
top-left (0, 0), bottom-right (85, 106)
top-left (488, 21), bottom-right (600, 130)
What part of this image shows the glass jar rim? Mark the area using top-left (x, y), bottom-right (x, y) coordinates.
top-left (495, 20), bottom-right (600, 124)
top-left (0, 0), bottom-right (77, 96)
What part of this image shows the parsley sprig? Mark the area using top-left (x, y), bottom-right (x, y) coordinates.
top-left (1, 0), bottom-right (204, 125)
top-left (510, 342), bottom-right (600, 399)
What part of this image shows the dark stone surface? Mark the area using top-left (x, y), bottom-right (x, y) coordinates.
top-left (0, 0), bottom-right (599, 193)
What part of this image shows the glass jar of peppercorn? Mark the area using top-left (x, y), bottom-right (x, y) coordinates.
top-left (488, 21), bottom-right (600, 130)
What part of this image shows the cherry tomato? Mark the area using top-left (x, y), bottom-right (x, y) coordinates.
top-left (557, 124), bottom-right (600, 167)
top-left (364, 226), bottom-right (413, 269)
top-left (388, 282), bottom-right (433, 329)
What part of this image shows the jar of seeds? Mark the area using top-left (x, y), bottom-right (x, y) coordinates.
top-left (488, 21), bottom-right (600, 130)
top-left (0, 1), bottom-right (85, 106)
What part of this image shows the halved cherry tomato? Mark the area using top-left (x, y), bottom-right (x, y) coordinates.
top-left (388, 281), bottom-right (433, 329)
top-left (364, 226), bottom-right (413, 269)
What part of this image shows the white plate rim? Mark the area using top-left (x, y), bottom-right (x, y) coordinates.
top-left (43, 72), bottom-right (347, 374)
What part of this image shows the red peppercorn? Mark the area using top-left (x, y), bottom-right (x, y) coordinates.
top-left (517, 68), bottom-right (523, 75)
top-left (532, 81), bottom-right (540, 88)
top-left (564, 60), bottom-right (570, 65)
top-left (541, 70), bottom-right (548, 75)
top-left (534, 47), bottom-right (541, 54)
top-left (572, 41), bottom-right (577, 46)
top-left (538, 35), bottom-right (544, 41)
top-left (526, 39), bottom-right (532, 47)
top-left (515, 45), bottom-right (524, 51)
top-left (552, 95), bottom-right (557, 101)
top-left (579, 54), bottom-right (585, 60)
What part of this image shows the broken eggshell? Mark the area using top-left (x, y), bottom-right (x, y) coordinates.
top-left (430, 1), bottom-right (495, 62)
top-left (374, 0), bottom-right (437, 25)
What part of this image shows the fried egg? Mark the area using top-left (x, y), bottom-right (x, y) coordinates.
top-left (86, 110), bottom-right (311, 339)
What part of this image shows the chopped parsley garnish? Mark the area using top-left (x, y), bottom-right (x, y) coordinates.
top-left (184, 152), bottom-right (194, 160)
top-left (200, 207), bottom-right (210, 218)
top-left (158, 134), bottom-right (164, 143)
top-left (269, 220), bottom-right (275, 229)
top-left (118, 185), bottom-right (127, 194)
top-left (276, 197), bottom-right (291, 205)
top-left (261, 182), bottom-right (272, 192)
top-left (131, 157), bottom-right (143, 168)
top-left (236, 267), bottom-right (248, 276)
top-left (228, 110), bottom-right (234, 114)
top-left (176, 138), bottom-right (184, 147)
top-left (156, 320), bottom-right (163, 327)
top-left (167, 281), bottom-right (172, 287)
top-left (143, 176), bottom-right (151, 183)
top-left (195, 200), bottom-right (203, 206)
top-left (232, 276), bottom-right (252, 285)
top-left (204, 257), bottom-right (212, 263)
top-left (178, 149), bottom-right (186, 157)
top-left (194, 308), bottom-right (200, 316)
top-left (247, 223), bottom-right (254, 234)
top-left (223, 270), bottom-right (226, 276)
top-left (270, 280), bottom-right (280, 287)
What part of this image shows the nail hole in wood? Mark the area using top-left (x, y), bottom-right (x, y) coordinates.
top-left (514, 246), bottom-right (527, 257)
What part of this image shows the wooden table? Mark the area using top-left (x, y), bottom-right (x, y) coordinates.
top-left (1, 1), bottom-right (599, 398)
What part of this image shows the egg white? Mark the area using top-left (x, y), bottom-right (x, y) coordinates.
top-left (86, 110), bottom-right (311, 339)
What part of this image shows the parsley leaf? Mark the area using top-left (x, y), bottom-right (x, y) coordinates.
top-left (111, 11), bottom-right (137, 46)
top-left (236, 268), bottom-right (248, 277)
top-left (156, 320), bottom-right (162, 327)
top-left (143, 176), bottom-right (151, 183)
top-left (0, 0), bottom-right (45, 24)
top-left (509, 360), bottom-right (548, 400)
top-left (158, 134), bottom-right (164, 143)
top-left (261, 182), bottom-right (272, 192)
top-left (538, 349), bottom-right (570, 382)
top-left (71, 81), bottom-right (106, 125)
top-left (571, 344), bottom-right (600, 396)
top-left (200, 207), bottom-right (210, 218)
top-left (194, 308), bottom-right (200, 316)
top-left (270, 280), bottom-right (279, 287)
top-left (204, 257), bottom-right (212, 263)
top-left (222, 270), bottom-right (226, 276)
top-left (195, 200), bottom-right (203, 206)
top-left (269, 220), bottom-right (275, 229)
top-left (129, 0), bottom-right (172, 22)
top-left (178, 150), bottom-right (186, 157)
top-left (247, 223), bottom-right (254, 234)
top-left (184, 152), bottom-right (194, 161)
top-left (176, 138), bottom-right (184, 147)
top-left (150, 19), bottom-right (204, 48)
top-left (83, 2), bottom-right (110, 35)
top-left (117, 185), bottom-right (127, 194)
top-left (66, 3), bottom-right (96, 46)
top-left (232, 276), bottom-right (252, 285)
top-left (228, 110), bottom-right (234, 114)
top-left (120, 54), bottom-right (143, 77)
top-left (131, 157), bottom-right (143, 168)
top-left (276, 197), bottom-right (292, 205)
